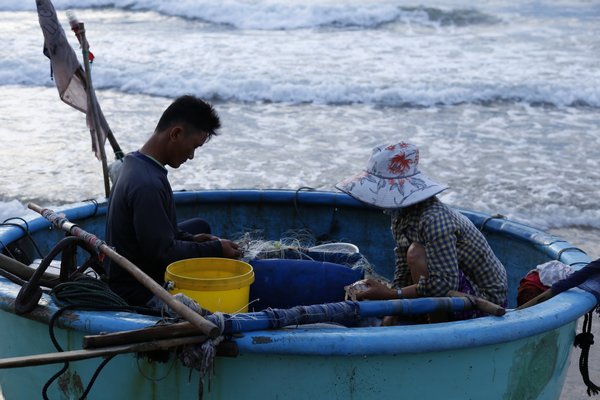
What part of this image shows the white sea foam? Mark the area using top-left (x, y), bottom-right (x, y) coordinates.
top-left (0, 1), bottom-right (598, 236)
top-left (1, 86), bottom-right (598, 234)
top-left (5, 0), bottom-right (596, 30)
top-left (0, 6), bottom-right (598, 108)
top-left (1, 0), bottom-right (502, 30)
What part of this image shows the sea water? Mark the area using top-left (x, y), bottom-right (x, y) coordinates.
top-left (0, 1), bottom-right (599, 398)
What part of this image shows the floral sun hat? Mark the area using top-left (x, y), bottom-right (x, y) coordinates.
top-left (335, 142), bottom-right (448, 208)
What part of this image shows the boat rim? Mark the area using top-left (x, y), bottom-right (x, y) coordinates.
top-left (0, 189), bottom-right (594, 356)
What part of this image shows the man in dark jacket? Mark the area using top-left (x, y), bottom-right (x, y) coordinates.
top-left (105, 95), bottom-right (241, 306)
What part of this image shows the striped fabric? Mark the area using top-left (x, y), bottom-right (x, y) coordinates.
top-left (391, 197), bottom-right (507, 306)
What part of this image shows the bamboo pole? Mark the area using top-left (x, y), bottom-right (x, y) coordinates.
top-left (85, 293), bottom-right (507, 351)
top-left (84, 321), bottom-right (195, 349)
top-left (447, 290), bottom-right (506, 316)
top-left (78, 22), bottom-right (110, 198)
top-left (83, 324), bottom-right (243, 358)
top-left (27, 203), bottom-right (220, 339)
top-left (0, 336), bottom-right (206, 369)
top-left (516, 289), bottom-right (554, 310)
top-left (67, 12), bottom-right (124, 161)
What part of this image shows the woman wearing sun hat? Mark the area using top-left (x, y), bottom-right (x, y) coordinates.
top-left (336, 141), bottom-right (507, 322)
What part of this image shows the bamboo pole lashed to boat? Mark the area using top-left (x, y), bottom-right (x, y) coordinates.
top-left (0, 336), bottom-right (206, 369)
top-left (78, 23), bottom-right (111, 198)
top-left (66, 11), bottom-right (124, 162)
top-left (516, 289), bottom-right (554, 310)
top-left (27, 203), bottom-right (220, 339)
top-left (447, 290), bottom-right (506, 316)
top-left (83, 295), bottom-right (506, 351)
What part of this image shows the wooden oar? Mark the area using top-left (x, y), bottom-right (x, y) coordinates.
top-left (0, 336), bottom-right (206, 369)
top-left (27, 203), bottom-right (220, 339)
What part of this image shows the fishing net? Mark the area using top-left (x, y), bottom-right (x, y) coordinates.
top-left (235, 229), bottom-right (375, 275)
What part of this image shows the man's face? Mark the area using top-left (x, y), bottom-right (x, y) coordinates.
top-left (168, 126), bottom-right (209, 169)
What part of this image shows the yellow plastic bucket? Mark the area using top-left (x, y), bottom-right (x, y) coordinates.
top-left (165, 258), bottom-right (254, 313)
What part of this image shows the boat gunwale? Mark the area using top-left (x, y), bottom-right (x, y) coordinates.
top-left (0, 189), bottom-right (594, 356)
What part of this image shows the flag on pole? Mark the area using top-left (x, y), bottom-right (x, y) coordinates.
top-left (36, 0), bottom-right (110, 160)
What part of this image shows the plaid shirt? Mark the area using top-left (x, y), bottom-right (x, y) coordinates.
top-left (391, 197), bottom-right (507, 305)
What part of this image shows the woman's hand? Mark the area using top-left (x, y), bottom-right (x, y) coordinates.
top-left (354, 278), bottom-right (397, 301)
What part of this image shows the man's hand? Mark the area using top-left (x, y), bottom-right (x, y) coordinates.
top-left (220, 239), bottom-right (242, 259)
top-left (192, 233), bottom-right (219, 243)
top-left (354, 278), bottom-right (397, 301)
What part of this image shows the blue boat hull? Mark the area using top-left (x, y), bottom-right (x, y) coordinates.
top-left (0, 190), bottom-right (594, 399)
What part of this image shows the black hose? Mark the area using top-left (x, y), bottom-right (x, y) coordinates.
top-left (43, 301), bottom-right (160, 399)
top-left (1, 219), bottom-right (45, 259)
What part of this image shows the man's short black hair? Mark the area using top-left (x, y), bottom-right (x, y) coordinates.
top-left (156, 95), bottom-right (221, 137)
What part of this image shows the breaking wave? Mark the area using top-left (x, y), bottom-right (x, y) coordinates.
top-left (1, 0), bottom-right (501, 30)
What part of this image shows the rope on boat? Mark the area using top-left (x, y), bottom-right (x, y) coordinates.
top-left (293, 186), bottom-right (317, 230)
top-left (1, 217), bottom-right (45, 261)
top-left (0, 239), bottom-right (18, 261)
top-left (575, 309), bottom-right (600, 396)
top-left (51, 275), bottom-right (128, 307)
top-left (255, 302), bottom-right (359, 328)
top-left (37, 208), bottom-right (106, 256)
top-left (292, 186), bottom-right (345, 244)
top-left (478, 213), bottom-right (505, 232)
top-left (160, 293), bottom-right (225, 400)
top-left (548, 258), bottom-right (600, 397)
